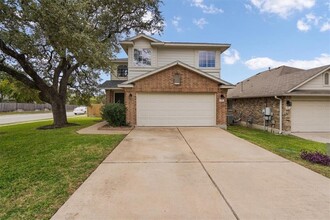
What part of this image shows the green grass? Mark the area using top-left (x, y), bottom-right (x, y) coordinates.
top-left (228, 125), bottom-right (329, 178)
top-left (0, 111), bottom-right (56, 115)
top-left (0, 117), bottom-right (125, 219)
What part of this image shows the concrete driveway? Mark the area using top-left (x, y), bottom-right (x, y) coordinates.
top-left (52, 127), bottom-right (330, 220)
top-left (292, 132), bottom-right (330, 143)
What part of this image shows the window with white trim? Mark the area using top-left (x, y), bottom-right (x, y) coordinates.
top-left (133, 48), bottom-right (151, 66)
top-left (324, 72), bottom-right (329, 86)
top-left (199, 51), bottom-right (215, 68)
top-left (117, 65), bottom-right (128, 77)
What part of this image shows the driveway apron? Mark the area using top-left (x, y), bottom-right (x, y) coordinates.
top-left (52, 127), bottom-right (330, 220)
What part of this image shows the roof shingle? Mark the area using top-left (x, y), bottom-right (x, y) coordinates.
top-left (228, 65), bottom-right (330, 98)
top-left (98, 80), bottom-right (126, 89)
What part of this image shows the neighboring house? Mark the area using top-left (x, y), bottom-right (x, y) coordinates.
top-left (227, 65), bottom-right (330, 133)
top-left (99, 34), bottom-right (233, 127)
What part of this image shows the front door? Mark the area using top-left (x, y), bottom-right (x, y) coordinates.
top-left (114, 93), bottom-right (125, 104)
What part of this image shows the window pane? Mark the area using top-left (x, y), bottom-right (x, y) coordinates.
top-left (134, 48), bottom-right (151, 66)
top-left (199, 51), bottom-right (215, 67)
top-left (117, 65), bottom-right (128, 77)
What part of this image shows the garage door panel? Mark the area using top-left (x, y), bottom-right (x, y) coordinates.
top-left (137, 93), bottom-right (216, 126)
top-left (292, 100), bottom-right (330, 132)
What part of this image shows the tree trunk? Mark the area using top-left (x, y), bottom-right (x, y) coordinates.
top-left (51, 99), bottom-right (68, 127)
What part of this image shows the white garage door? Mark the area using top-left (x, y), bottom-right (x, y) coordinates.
top-left (137, 93), bottom-right (216, 126)
top-left (291, 99), bottom-right (330, 132)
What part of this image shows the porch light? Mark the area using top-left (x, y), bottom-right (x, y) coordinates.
top-left (220, 94), bottom-right (225, 102)
top-left (173, 73), bottom-right (181, 85)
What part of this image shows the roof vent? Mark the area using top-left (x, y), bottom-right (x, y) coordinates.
top-left (173, 73), bottom-right (181, 85)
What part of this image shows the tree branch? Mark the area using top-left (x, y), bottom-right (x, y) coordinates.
top-left (0, 63), bottom-right (37, 90)
top-left (59, 62), bottom-right (80, 97)
top-left (0, 38), bottom-right (50, 92)
top-left (53, 57), bottom-right (66, 91)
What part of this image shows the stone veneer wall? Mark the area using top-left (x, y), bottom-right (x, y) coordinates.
top-left (229, 96), bottom-right (292, 132)
top-left (123, 65), bottom-right (228, 127)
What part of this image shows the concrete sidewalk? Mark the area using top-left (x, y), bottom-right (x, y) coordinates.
top-left (76, 121), bottom-right (132, 135)
top-left (52, 127), bottom-right (330, 220)
top-left (0, 112), bottom-right (75, 125)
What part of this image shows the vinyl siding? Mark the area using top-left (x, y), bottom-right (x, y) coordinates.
top-left (126, 38), bottom-right (222, 79)
top-left (298, 73), bottom-right (330, 90)
top-left (157, 48), bottom-right (220, 78)
top-left (157, 48), bottom-right (195, 66)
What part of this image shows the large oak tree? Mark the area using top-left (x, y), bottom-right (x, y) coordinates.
top-left (0, 0), bottom-right (163, 127)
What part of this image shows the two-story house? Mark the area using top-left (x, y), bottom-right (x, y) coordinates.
top-left (99, 34), bottom-right (233, 127)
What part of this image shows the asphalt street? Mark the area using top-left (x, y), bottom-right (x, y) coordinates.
top-left (0, 112), bottom-right (75, 125)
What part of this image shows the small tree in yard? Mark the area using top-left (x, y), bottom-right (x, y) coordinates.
top-left (0, 0), bottom-right (163, 127)
top-left (101, 103), bottom-right (126, 127)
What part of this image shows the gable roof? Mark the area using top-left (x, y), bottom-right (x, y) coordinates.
top-left (121, 33), bottom-right (161, 43)
top-left (228, 65), bottom-right (330, 98)
top-left (120, 34), bottom-right (230, 54)
top-left (119, 61), bottom-right (233, 87)
top-left (287, 65), bottom-right (330, 92)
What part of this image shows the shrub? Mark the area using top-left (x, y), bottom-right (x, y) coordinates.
top-left (101, 103), bottom-right (126, 127)
top-left (300, 151), bottom-right (330, 166)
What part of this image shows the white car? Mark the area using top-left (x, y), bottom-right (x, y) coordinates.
top-left (73, 106), bottom-right (87, 115)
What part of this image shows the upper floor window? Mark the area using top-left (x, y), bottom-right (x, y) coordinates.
top-left (199, 51), bottom-right (215, 68)
top-left (117, 65), bottom-right (128, 77)
top-left (324, 72), bottom-right (329, 85)
top-left (134, 48), bottom-right (151, 66)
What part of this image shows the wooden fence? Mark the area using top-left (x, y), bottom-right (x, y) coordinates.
top-left (87, 104), bottom-right (103, 117)
top-left (0, 103), bottom-right (77, 112)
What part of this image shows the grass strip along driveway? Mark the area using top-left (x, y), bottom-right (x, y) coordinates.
top-left (0, 117), bottom-right (124, 219)
top-left (228, 125), bottom-right (329, 178)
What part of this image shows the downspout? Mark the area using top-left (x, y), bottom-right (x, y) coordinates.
top-left (274, 96), bottom-right (282, 134)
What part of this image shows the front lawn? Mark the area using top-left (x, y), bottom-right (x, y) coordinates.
top-left (228, 126), bottom-right (329, 178)
top-left (0, 111), bottom-right (52, 115)
top-left (0, 118), bottom-right (125, 219)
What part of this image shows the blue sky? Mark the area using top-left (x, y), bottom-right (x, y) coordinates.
top-left (112, 0), bottom-right (330, 84)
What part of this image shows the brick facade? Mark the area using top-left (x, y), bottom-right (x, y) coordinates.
top-left (123, 65), bottom-right (228, 127)
top-left (105, 90), bottom-right (114, 104)
top-left (229, 96), bottom-right (292, 132)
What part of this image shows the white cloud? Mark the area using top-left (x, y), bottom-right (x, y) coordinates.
top-left (250, 0), bottom-right (315, 18)
top-left (245, 4), bottom-right (253, 11)
top-left (320, 21), bottom-right (330, 32)
top-left (172, 16), bottom-right (182, 32)
top-left (305, 13), bottom-right (320, 25)
top-left (296, 13), bottom-right (329, 32)
top-left (191, 0), bottom-right (223, 14)
top-left (193, 18), bottom-right (208, 29)
top-left (297, 19), bottom-right (310, 31)
top-left (223, 49), bottom-right (240, 65)
top-left (245, 54), bottom-right (330, 70)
